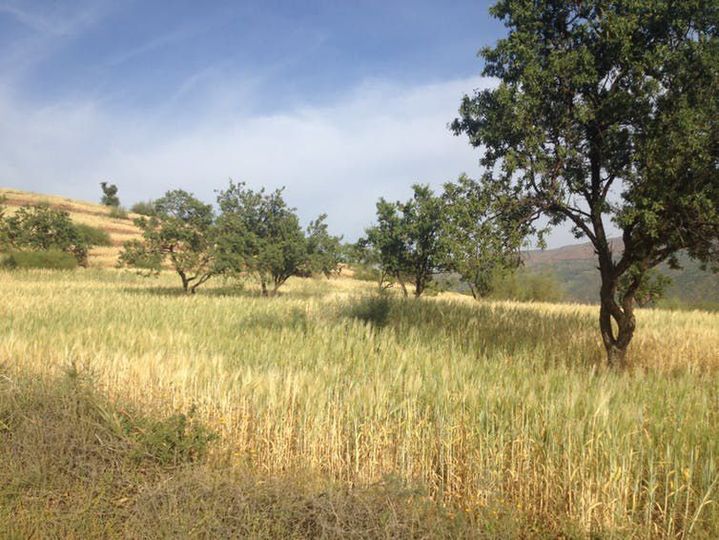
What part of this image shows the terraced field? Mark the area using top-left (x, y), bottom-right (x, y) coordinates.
top-left (0, 188), bottom-right (141, 268)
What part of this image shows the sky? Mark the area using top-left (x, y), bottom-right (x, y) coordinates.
top-left (0, 0), bottom-right (585, 247)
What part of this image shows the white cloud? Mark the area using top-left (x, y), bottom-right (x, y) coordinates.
top-left (0, 76), bottom-right (496, 241)
top-left (0, 74), bottom-right (599, 247)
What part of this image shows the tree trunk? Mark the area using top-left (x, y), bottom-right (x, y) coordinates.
top-left (260, 280), bottom-right (268, 297)
top-left (179, 271), bottom-right (190, 293)
top-left (468, 283), bottom-right (478, 301)
top-left (396, 274), bottom-right (408, 298)
top-left (598, 276), bottom-right (636, 368)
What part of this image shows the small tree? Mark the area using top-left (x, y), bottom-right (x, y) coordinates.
top-left (216, 181), bottom-right (307, 296)
top-left (100, 182), bottom-right (120, 208)
top-left (452, 1), bottom-right (719, 366)
top-left (1, 203), bottom-right (90, 265)
top-left (442, 174), bottom-right (527, 299)
top-left (119, 190), bottom-right (215, 294)
top-left (304, 214), bottom-right (343, 278)
top-left (364, 184), bottom-right (445, 297)
top-left (363, 199), bottom-right (410, 294)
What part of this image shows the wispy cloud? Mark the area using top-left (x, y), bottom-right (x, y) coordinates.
top-left (0, 76), bottom-right (496, 240)
top-left (0, 0), bottom-right (110, 36)
top-left (0, 0), bottom-right (114, 85)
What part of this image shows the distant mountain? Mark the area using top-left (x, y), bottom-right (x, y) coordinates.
top-left (523, 238), bottom-right (719, 308)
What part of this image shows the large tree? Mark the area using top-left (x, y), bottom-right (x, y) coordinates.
top-left (452, 0), bottom-right (719, 366)
top-left (119, 190), bottom-right (216, 294)
top-left (215, 181), bottom-right (308, 296)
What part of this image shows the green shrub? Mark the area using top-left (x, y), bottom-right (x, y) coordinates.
top-left (109, 206), bottom-right (129, 220)
top-left (75, 223), bottom-right (112, 247)
top-left (1, 249), bottom-right (78, 270)
top-left (1, 203), bottom-right (89, 264)
top-left (128, 406), bottom-right (218, 466)
top-left (344, 294), bottom-right (392, 328)
top-left (130, 200), bottom-right (156, 216)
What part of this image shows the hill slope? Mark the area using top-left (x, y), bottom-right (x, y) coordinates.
top-left (1, 188), bottom-right (141, 268)
top-left (524, 239), bottom-right (719, 307)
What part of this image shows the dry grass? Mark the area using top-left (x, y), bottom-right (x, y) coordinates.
top-left (0, 187), bottom-right (141, 267)
top-left (1, 268), bottom-right (718, 537)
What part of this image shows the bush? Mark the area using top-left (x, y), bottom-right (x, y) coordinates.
top-left (491, 270), bottom-right (565, 303)
top-left (1, 203), bottom-right (89, 264)
top-left (1, 249), bottom-right (78, 270)
top-left (129, 406), bottom-right (218, 466)
top-left (109, 206), bottom-right (129, 220)
top-left (344, 294), bottom-right (392, 328)
top-left (130, 200), bottom-right (156, 216)
top-left (75, 223), bottom-right (112, 247)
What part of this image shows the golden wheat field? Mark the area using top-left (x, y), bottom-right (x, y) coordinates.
top-left (1, 267), bottom-right (718, 538)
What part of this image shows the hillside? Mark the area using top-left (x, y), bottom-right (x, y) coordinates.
top-left (0, 188), bottom-right (141, 268)
top-left (524, 238), bottom-right (719, 307)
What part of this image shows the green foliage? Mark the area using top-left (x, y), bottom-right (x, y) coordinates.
top-left (215, 181), bottom-right (308, 296)
top-left (304, 214), bottom-right (343, 277)
top-left (0, 203), bottom-right (89, 265)
top-left (452, 0), bottom-right (719, 365)
top-left (128, 407), bottom-right (218, 466)
top-left (100, 181), bottom-right (120, 207)
top-left (620, 267), bottom-right (672, 308)
top-left (75, 223), bottom-right (112, 247)
top-left (130, 200), bottom-right (156, 216)
top-left (442, 174), bottom-right (527, 299)
top-left (108, 205), bottom-right (129, 220)
top-left (118, 190), bottom-right (215, 293)
top-left (363, 184), bottom-right (445, 297)
top-left (1, 249), bottom-right (78, 270)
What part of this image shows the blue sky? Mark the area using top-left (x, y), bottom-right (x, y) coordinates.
top-left (0, 0), bottom-right (584, 246)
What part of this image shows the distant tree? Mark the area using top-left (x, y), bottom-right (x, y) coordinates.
top-left (0, 203), bottom-right (90, 265)
top-left (304, 214), bottom-right (343, 278)
top-left (452, 1), bottom-right (719, 366)
top-left (345, 239), bottom-right (387, 288)
top-left (100, 182), bottom-right (120, 208)
top-left (215, 181), bottom-right (307, 296)
top-left (119, 190), bottom-right (215, 294)
top-left (400, 185), bottom-right (446, 297)
top-left (363, 199), bottom-right (410, 294)
top-left (442, 174), bottom-right (527, 300)
top-left (364, 184), bottom-right (445, 297)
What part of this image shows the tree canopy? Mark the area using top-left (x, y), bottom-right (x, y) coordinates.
top-left (452, 0), bottom-right (719, 366)
top-left (119, 190), bottom-right (216, 293)
top-left (215, 182), bottom-right (309, 296)
top-left (442, 174), bottom-right (526, 299)
top-left (363, 184), bottom-right (445, 297)
top-left (100, 182), bottom-right (120, 208)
